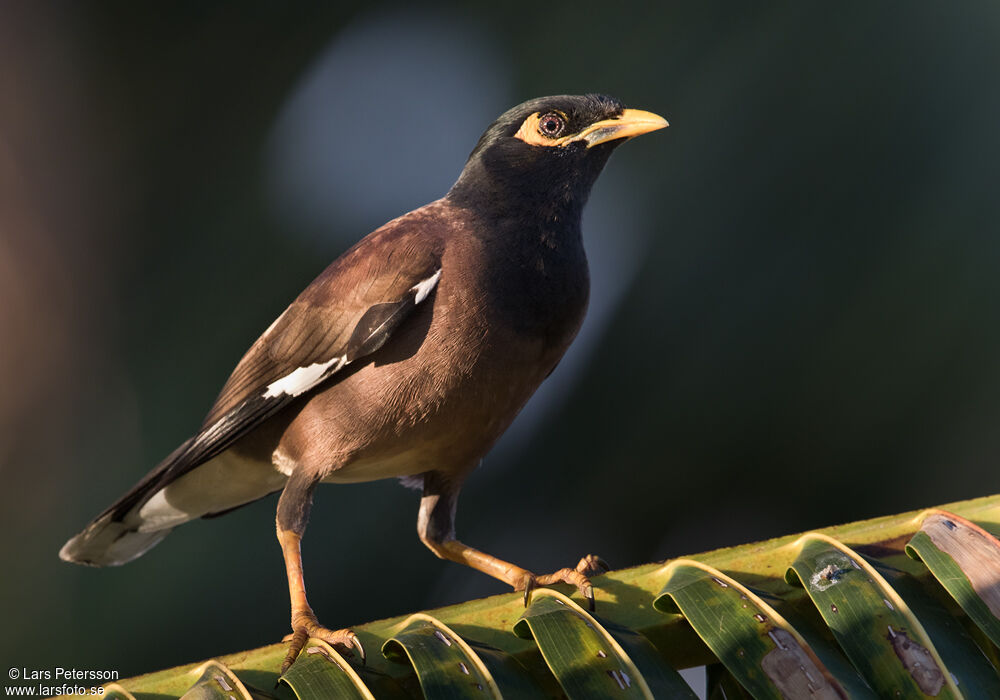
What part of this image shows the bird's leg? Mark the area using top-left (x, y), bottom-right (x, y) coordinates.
top-left (416, 472), bottom-right (609, 610)
top-left (277, 471), bottom-right (363, 673)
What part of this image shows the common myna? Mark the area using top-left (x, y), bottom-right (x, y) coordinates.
top-left (61, 94), bottom-right (668, 670)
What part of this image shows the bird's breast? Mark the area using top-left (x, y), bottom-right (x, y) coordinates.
top-left (472, 226), bottom-right (590, 351)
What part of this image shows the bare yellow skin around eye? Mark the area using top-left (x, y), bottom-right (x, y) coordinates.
top-left (513, 112), bottom-right (574, 147)
top-left (513, 108), bottom-right (668, 149)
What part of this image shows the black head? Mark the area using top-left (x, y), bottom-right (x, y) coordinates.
top-left (448, 94), bottom-right (667, 220)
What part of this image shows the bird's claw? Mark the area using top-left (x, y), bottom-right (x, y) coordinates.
top-left (280, 615), bottom-right (364, 674)
top-left (522, 577), bottom-right (536, 607)
top-left (518, 554), bottom-right (609, 612)
top-left (578, 553), bottom-right (611, 576)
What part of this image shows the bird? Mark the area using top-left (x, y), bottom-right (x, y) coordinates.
top-left (60, 94), bottom-right (668, 672)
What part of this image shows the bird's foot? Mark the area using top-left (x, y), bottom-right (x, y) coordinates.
top-left (281, 612), bottom-right (365, 674)
top-left (517, 554), bottom-right (610, 611)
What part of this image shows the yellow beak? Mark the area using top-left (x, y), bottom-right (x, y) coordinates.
top-left (571, 108), bottom-right (669, 148)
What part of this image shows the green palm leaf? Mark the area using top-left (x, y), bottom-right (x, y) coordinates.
top-left (906, 509), bottom-right (1000, 648)
top-left (73, 493), bottom-right (1000, 699)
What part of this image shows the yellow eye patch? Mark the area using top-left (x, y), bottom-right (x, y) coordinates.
top-left (513, 108), bottom-right (668, 149)
top-left (514, 112), bottom-right (574, 147)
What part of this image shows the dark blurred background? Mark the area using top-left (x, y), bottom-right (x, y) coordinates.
top-left (3, 0), bottom-right (1000, 680)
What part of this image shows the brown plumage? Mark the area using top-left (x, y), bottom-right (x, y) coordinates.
top-left (61, 94), bottom-right (668, 671)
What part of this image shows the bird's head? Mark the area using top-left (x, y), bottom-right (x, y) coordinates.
top-left (449, 94), bottom-right (667, 219)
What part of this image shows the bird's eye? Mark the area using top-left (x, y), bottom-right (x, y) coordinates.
top-left (537, 112), bottom-right (566, 138)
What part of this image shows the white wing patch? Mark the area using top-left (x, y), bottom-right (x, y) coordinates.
top-left (261, 269), bottom-right (439, 401)
top-left (263, 355), bottom-right (347, 399)
top-left (411, 269), bottom-right (442, 304)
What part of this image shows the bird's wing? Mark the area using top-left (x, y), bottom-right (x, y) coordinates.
top-left (109, 230), bottom-right (444, 518)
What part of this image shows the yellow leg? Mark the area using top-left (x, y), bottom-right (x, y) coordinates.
top-left (422, 536), bottom-right (608, 608)
top-left (417, 473), bottom-right (608, 610)
top-left (277, 527), bottom-right (363, 673)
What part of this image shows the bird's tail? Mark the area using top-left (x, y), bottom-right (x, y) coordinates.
top-left (60, 439), bottom-right (197, 567)
top-left (61, 439), bottom-right (286, 567)
top-left (59, 513), bottom-right (174, 567)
